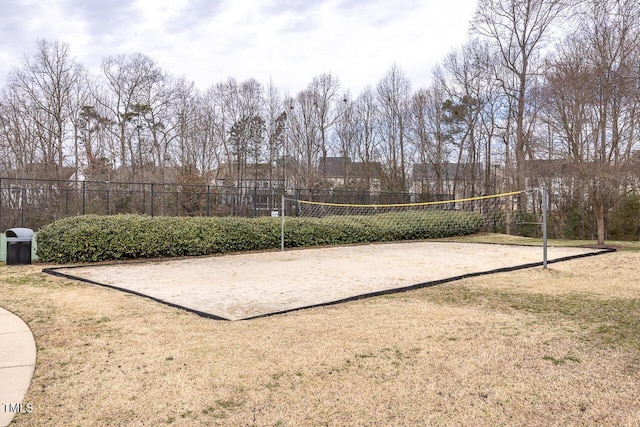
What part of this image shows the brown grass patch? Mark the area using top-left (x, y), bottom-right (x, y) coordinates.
top-left (2, 246), bottom-right (639, 426)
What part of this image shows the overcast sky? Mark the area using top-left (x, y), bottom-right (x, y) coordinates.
top-left (0, 0), bottom-right (478, 95)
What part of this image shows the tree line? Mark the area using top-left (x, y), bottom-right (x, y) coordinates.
top-left (1, 0), bottom-right (639, 243)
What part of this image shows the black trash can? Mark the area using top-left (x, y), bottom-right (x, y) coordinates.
top-left (6, 228), bottom-right (34, 265)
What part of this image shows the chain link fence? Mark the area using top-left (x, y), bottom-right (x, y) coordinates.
top-left (0, 177), bottom-right (438, 231)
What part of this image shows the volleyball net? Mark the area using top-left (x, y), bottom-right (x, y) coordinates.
top-left (281, 188), bottom-right (548, 265)
top-left (294, 189), bottom-right (530, 226)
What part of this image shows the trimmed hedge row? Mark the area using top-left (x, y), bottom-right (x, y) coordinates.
top-left (36, 211), bottom-right (483, 263)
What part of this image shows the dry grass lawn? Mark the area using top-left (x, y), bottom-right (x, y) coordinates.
top-left (1, 236), bottom-right (639, 426)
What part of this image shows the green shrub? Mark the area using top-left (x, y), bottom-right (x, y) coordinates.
top-left (36, 210), bottom-right (483, 264)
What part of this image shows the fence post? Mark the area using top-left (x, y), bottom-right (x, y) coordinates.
top-left (150, 183), bottom-right (155, 217)
top-left (232, 189), bottom-right (236, 216)
top-left (253, 186), bottom-right (257, 217)
top-left (21, 187), bottom-right (26, 227)
top-left (106, 182), bottom-right (110, 215)
top-left (82, 180), bottom-right (86, 215)
top-left (281, 195), bottom-right (285, 251)
top-left (206, 185), bottom-right (211, 217)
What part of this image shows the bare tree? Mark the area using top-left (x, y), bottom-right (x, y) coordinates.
top-left (171, 77), bottom-right (205, 180)
top-left (543, 0), bottom-right (640, 244)
top-left (98, 53), bottom-right (165, 180)
top-left (376, 64), bottom-right (412, 192)
top-left (334, 92), bottom-right (356, 159)
top-left (472, 0), bottom-right (569, 204)
top-left (4, 40), bottom-right (83, 178)
top-left (135, 73), bottom-right (181, 182)
top-left (287, 89), bottom-right (322, 189)
top-left (333, 92), bottom-right (360, 189)
top-left (354, 87), bottom-right (381, 168)
top-left (409, 87), bottom-right (435, 197)
top-left (351, 87), bottom-right (382, 191)
top-left (197, 87), bottom-right (227, 180)
top-left (409, 76), bottom-right (454, 197)
top-left (308, 73), bottom-right (341, 178)
top-left (264, 80), bottom-right (286, 189)
top-left (0, 84), bottom-right (39, 171)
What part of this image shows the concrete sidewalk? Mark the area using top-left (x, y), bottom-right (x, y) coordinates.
top-left (0, 307), bottom-right (36, 427)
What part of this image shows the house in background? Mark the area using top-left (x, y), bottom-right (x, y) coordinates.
top-left (110, 163), bottom-right (182, 184)
top-left (5, 163), bottom-right (77, 182)
top-left (213, 162), bottom-right (286, 213)
top-left (524, 159), bottom-right (570, 195)
top-left (318, 157), bottom-right (383, 194)
top-left (525, 155), bottom-right (640, 205)
top-left (213, 162), bottom-right (285, 190)
top-left (3, 163), bottom-right (78, 208)
top-left (411, 162), bottom-right (484, 201)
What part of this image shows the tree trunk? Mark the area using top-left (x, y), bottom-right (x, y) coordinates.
top-left (516, 72), bottom-right (527, 211)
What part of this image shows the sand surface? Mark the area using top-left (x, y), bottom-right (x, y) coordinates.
top-left (51, 242), bottom-right (604, 320)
